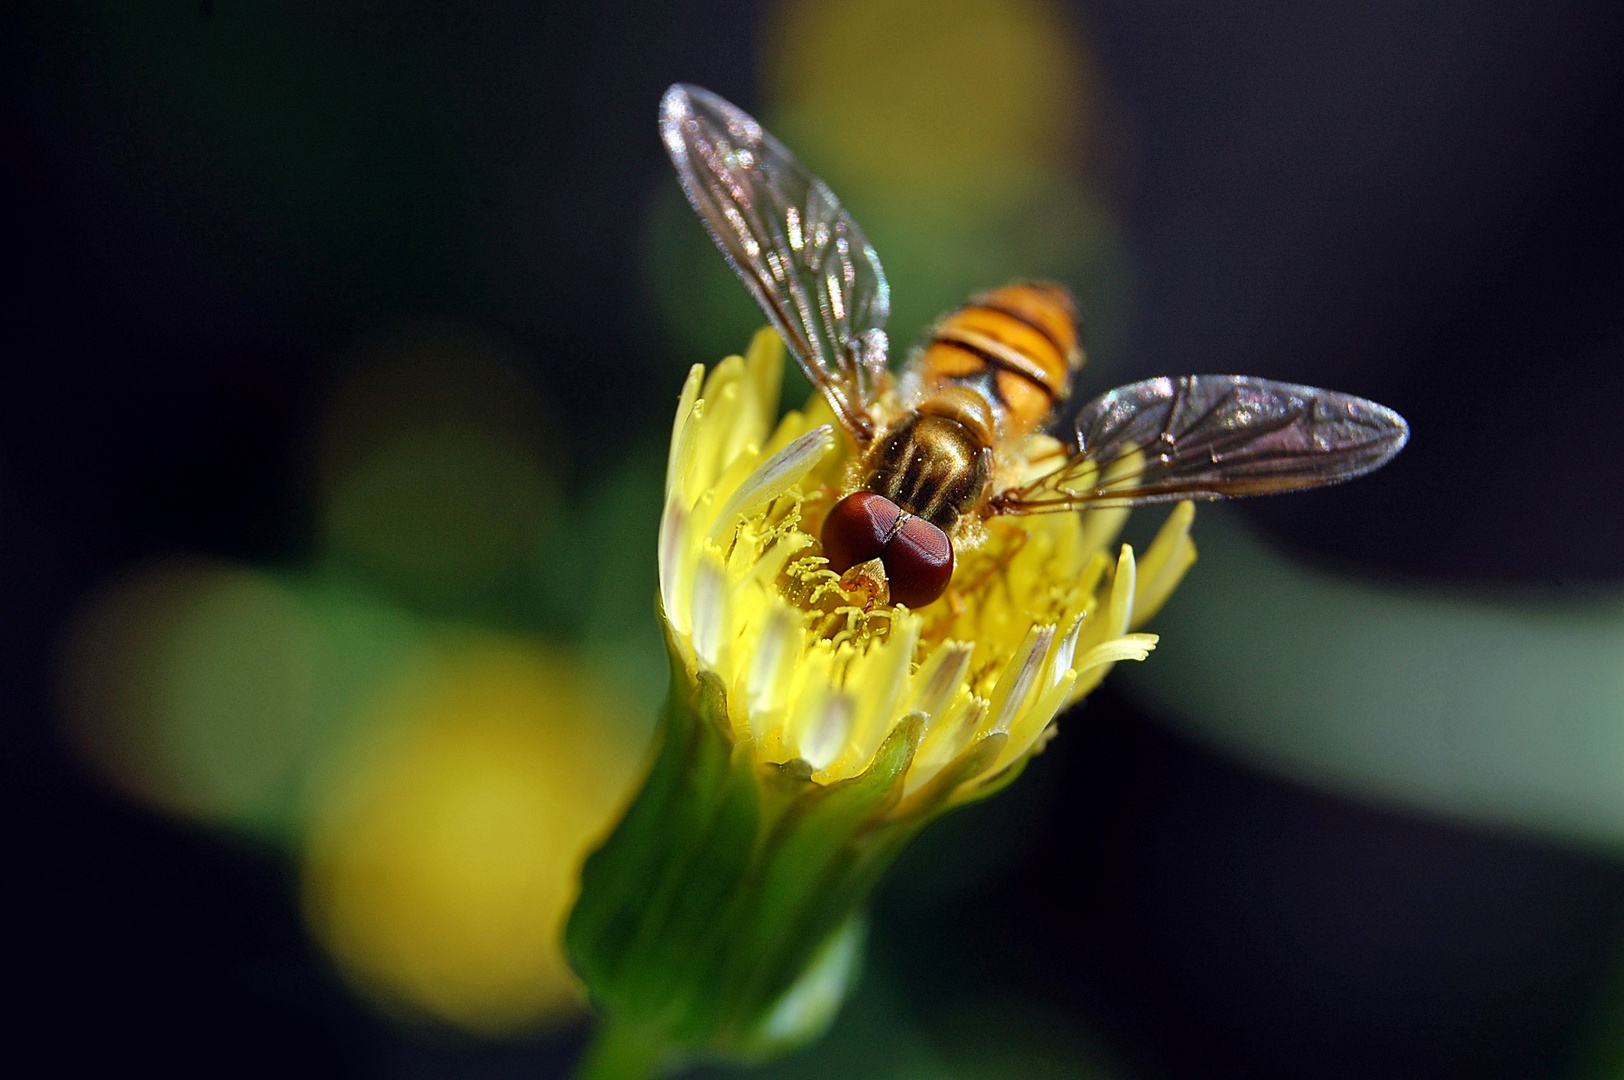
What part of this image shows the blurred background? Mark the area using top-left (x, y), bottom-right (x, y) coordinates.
top-left (5, 1), bottom-right (1624, 1077)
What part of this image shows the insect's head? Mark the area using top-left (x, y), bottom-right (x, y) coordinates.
top-left (821, 491), bottom-right (954, 609)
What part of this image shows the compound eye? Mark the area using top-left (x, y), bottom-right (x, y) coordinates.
top-left (881, 515), bottom-right (954, 608)
top-left (821, 491), bottom-right (902, 575)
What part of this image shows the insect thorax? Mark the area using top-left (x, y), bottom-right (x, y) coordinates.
top-left (864, 412), bottom-right (994, 531)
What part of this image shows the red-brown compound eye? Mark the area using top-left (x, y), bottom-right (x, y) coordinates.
top-left (881, 515), bottom-right (954, 608)
top-left (821, 491), bottom-right (902, 575)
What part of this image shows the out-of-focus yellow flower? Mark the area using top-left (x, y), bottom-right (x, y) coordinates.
top-left (762, 0), bottom-right (1091, 206)
top-left (566, 330), bottom-right (1194, 1073)
top-left (303, 637), bottom-right (643, 1036)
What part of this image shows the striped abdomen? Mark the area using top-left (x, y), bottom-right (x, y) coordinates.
top-left (915, 282), bottom-right (1083, 442)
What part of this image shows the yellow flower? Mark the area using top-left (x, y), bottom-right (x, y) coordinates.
top-left (566, 328), bottom-right (1196, 1072)
top-left (657, 327), bottom-right (1195, 802)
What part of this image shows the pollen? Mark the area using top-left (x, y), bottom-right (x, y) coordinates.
top-left (658, 328), bottom-right (1196, 800)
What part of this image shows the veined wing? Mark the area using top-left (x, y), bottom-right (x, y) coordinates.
top-left (990, 374), bottom-right (1409, 513)
top-left (660, 84), bottom-right (889, 443)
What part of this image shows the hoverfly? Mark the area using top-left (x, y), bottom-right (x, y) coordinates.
top-left (659, 84), bottom-right (1408, 609)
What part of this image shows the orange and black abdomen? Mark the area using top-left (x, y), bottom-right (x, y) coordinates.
top-left (916, 282), bottom-right (1083, 442)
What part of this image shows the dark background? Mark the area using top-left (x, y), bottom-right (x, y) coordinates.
top-left (5, 2), bottom-right (1624, 1077)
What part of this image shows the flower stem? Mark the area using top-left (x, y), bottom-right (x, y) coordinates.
top-left (570, 1018), bottom-right (672, 1080)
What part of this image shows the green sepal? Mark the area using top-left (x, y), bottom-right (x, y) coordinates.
top-left (566, 641), bottom-right (986, 1065)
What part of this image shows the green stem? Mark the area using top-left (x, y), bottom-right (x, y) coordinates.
top-left (570, 1017), bottom-right (673, 1080)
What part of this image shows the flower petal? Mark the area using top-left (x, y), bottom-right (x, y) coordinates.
top-left (985, 624), bottom-right (1055, 735)
top-left (908, 641), bottom-right (974, 724)
top-left (1075, 633), bottom-right (1158, 677)
top-left (710, 426), bottom-right (835, 545)
top-left (907, 691), bottom-right (988, 794)
top-left (1107, 544), bottom-right (1137, 638)
top-left (665, 364), bottom-right (704, 502)
top-left (803, 692), bottom-right (855, 772)
top-left (692, 548), bottom-right (731, 670)
top-left (1000, 668), bottom-right (1079, 771)
top-left (747, 603), bottom-right (801, 736)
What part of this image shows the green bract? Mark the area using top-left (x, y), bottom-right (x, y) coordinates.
top-left (567, 647), bottom-right (1010, 1065)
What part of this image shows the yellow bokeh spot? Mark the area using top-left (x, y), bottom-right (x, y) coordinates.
top-left (762, 0), bottom-right (1090, 204)
top-left (302, 637), bottom-right (645, 1035)
top-left (646, 0), bottom-right (1126, 370)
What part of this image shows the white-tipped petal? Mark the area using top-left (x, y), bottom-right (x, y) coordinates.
top-left (909, 642), bottom-right (973, 723)
top-left (1050, 616), bottom-right (1084, 690)
top-left (658, 500), bottom-right (688, 621)
top-left (906, 693), bottom-right (987, 795)
top-left (710, 426), bottom-right (835, 544)
top-left (803, 693), bottom-right (854, 772)
top-left (986, 625), bottom-right (1055, 735)
top-left (747, 604), bottom-right (800, 733)
top-left (1000, 668), bottom-right (1079, 771)
top-left (670, 489), bottom-right (713, 631)
top-left (778, 645), bottom-right (834, 761)
top-left (691, 549), bottom-right (730, 670)
top-left (665, 364), bottom-right (704, 501)
top-left (835, 614), bottom-right (920, 777)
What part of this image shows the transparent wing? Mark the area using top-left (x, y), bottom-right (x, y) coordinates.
top-left (990, 375), bottom-right (1409, 514)
top-left (660, 84), bottom-right (890, 443)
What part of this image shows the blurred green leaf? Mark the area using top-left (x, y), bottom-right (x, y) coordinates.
top-left (1118, 507), bottom-right (1624, 846)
